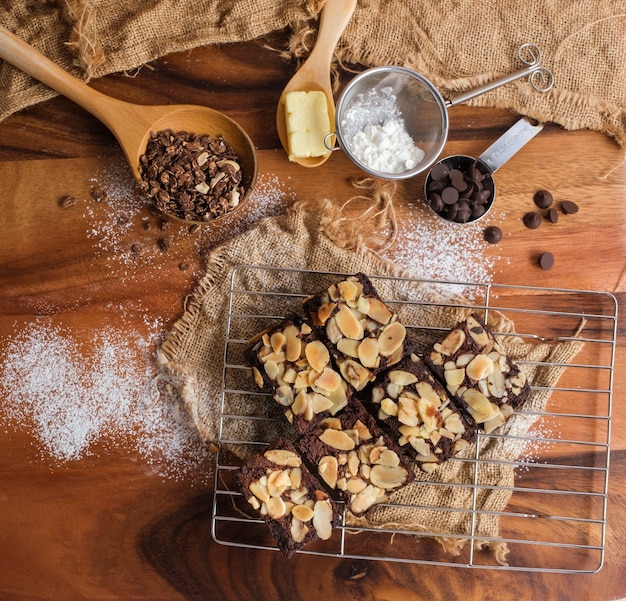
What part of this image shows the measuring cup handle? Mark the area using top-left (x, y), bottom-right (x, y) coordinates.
top-left (478, 118), bottom-right (543, 173)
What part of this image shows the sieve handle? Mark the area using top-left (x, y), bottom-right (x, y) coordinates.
top-left (478, 118), bottom-right (543, 173)
top-left (446, 44), bottom-right (554, 108)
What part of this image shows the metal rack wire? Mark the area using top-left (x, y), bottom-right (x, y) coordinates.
top-left (211, 265), bottom-right (616, 572)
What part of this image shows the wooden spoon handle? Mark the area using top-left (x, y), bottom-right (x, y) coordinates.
top-left (309, 0), bottom-right (358, 67)
top-left (0, 25), bottom-right (124, 126)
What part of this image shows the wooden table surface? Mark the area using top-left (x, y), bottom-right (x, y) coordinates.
top-left (1, 32), bottom-right (625, 601)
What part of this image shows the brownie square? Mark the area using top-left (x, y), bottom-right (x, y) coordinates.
top-left (233, 438), bottom-right (342, 558)
top-left (247, 316), bottom-right (352, 434)
top-left (423, 314), bottom-right (530, 433)
top-left (303, 273), bottom-right (412, 391)
top-left (296, 400), bottom-right (415, 517)
top-left (367, 353), bottom-right (476, 472)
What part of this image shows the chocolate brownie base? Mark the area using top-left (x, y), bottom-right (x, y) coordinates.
top-left (233, 438), bottom-right (341, 558)
top-left (423, 314), bottom-right (530, 433)
top-left (247, 316), bottom-right (352, 434)
top-left (303, 273), bottom-right (412, 391)
top-left (368, 353), bottom-right (476, 472)
top-left (297, 400), bottom-right (415, 517)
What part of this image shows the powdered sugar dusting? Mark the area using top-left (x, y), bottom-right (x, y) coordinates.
top-left (382, 201), bottom-right (507, 297)
top-left (0, 318), bottom-right (212, 482)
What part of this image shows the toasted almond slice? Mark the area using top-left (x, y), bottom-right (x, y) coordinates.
top-left (274, 385), bottom-right (294, 407)
top-left (270, 331), bottom-right (286, 353)
top-left (453, 438), bottom-right (471, 454)
top-left (292, 504), bottom-right (315, 522)
top-left (467, 315), bottom-right (491, 347)
top-left (369, 465), bottom-right (409, 489)
top-left (373, 448), bottom-right (400, 467)
top-left (335, 304), bottom-right (364, 340)
top-left (346, 477), bottom-right (368, 494)
top-left (357, 337), bottom-right (380, 368)
top-left (290, 518), bottom-right (309, 543)
top-left (339, 359), bottom-right (373, 391)
top-left (319, 428), bottom-right (356, 451)
top-left (264, 448), bottom-right (302, 467)
top-left (443, 412), bottom-right (466, 434)
top-left (487, 366), bottom-right (507, 398)
top-left (313, 499), bottom-right (334, 540)
top-left (251, 366), bottom-right (264, 388)
top-left (378, 322), bottom-right (406, 357)
top-left (466, 354), bottom-right (494, 381)
top-left (249, 480), bottom-right (270, 504)
top-left (461, 388), bottom-right (495, 418)
top-left (408, 436), bottom-right (432, 458)
top-left (319, 417), bottom-right (342, 430)
top-left (267, 469), bottom-right (292, 497)
top-left (337, 337), bottom-right (360, 358)
top-left (284, 327), bottom-right (302, 363)
top-left (482, 410), bottom-right (506, 433)
top-left (380, 397), bottom-right (399, 417)
top-left (266, 496), bottom-right (287, 519)
top-left (347, 450), bottom-right (360, 476)
top-left (444, 368), bottom-right (465, 394)
top-left (292, 390), bottom-right (311, 416)
top-left (366, 297), bottom-right (393, 325)
top-left (317, 302), bottom-right (337, 325)
top-left (318, 455), bottom-right (338, 489)
top-left (311, 392), bottom-right (334, 414)
top-left (350, 484), bottom-right (386, 515)
top-left (434, 328), bottom-right (466, 356)
top-left (352, 419), bottom-right (373, 441)
top-left (420, 462), bottom-right (439, 474)
top-left (387, 369), bottom-right (418, 387)
top-left (313, 367), bottom-right (342, 393)
top-left (337, 279), bottom-right (359, 302)
top-left (305, 340), bottom-right (330, 372)
top-left (264, 359), bottom-right (279, 381)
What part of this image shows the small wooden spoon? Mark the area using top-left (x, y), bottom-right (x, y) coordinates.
top-left (0, 25), bottom-right (257, 196)
top-left (275, 0), bottom-right (357, 168)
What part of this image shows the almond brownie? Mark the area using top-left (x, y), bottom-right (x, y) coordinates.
top-left (296, 400), bottom-right (415, 517)
top-left (367, 353), bottom-right (476, 472)
top-left (247, 316), bottom-right (352, 434)
top-left (303, 273), bottom-right (412, 391)
top-left (423, 314), bottom-right (530, 433)
top-left (233, 438), bottom-right (341, 558)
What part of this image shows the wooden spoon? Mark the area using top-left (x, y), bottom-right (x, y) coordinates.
top-left (275, 0), bottom-right (357, 168)
top-left (0, 25), bottom-right (257, 198)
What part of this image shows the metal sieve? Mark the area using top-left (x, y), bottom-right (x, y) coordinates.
top-left (330, 43), bottom-right (554, 180)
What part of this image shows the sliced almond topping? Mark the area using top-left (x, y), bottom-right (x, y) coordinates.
top-left (335, 304), bottom-right (364, 340)
top-left (380, 397), bottom-right (399, 417)
top-left (312, 367), bottom-right (342, 393)
top-left (326, 317), bottom-right (343, 344)
top-left (415, 381), bottom-right (442, 405)
top-left (487, 367), bottom-right (507, 398)
top-left (313, 499), bottom-right (334, 540)
top-left (311, 392), bottom-right (334, 414)
top-left (357, 337), bottom-right (380, 368)
top-left (317, 302), bottom-right (337, 325)
top-left (337, 279), bottom-right (359, 302)
top-left (350, 484), bottom-right (386, 515)
top-left (420, 462), bottom-right (439, 474)
top-left (337, 337), bottom-right (360, 358)
top-left (377, 322), bottom-right (406, 357)
top-left (373, 448), bottom-right (400, 467)
top-left (387, 369), bottom-right (418, 387)
top-left (352, 419), bottom-right (373, 441)
top-left (444, 368), bottom-right (465, 394)
top-left (290, 518), bottom-right (309, 543)
top-left (453, 438), bottom-right (471, 454)
top-left (270, 332), bottom-right (286, 354)
top-left (264, 449), bottom-right (302, 467)
top-left (318, 455), bottom-right (338, 489)
top-left (249, 480), bottom-right (270, 504)
top-left (318, 417), bottom-right (342, 430)
top-left (266, 496), bottom-right (287, 519)
top-left (347, 450), bottom-right (360, 476)
top-left (319, 428), bottom-right (356, 451)
top-left (429, 351), bottom-right (444, 366)
top-left (264, 359), bottom-right (279, 381)
top-left (434, 328), bottom-right (466, 356)
top-left (462, 388), bottom-right (497, 422)
top-left (357, 295), bottom-right (370, 315)
top-left (346, 477), bottom-right (368, 494)
top-left (251, 366), bottom-right (264, 388)
top-left (339, 359), bottom-right (373, 391)
top-left (369, 465), bottom-right (409, 489)
top-left (305, 340), bottom-right (330, 373)
top-left (466, 354), bottom-right (494, 381)
top-left (292, 504), bottom-right (315, 522)
top-left (408, 436), bottom-right (432, 458)
top-left (366, 297), bottom-right (393, 325)
top-left (467, 316), bottom-right (491, 347)
top-left (267, 469), bottom-right (292, 497)
top-left (274, 385), bottom-right (294, 407)
top-left (289, 468), bottom-right (302, 490)
top-left (443, 412), bottom-right (466, 434)
top-left (291, 390), bottom-right (311, 416)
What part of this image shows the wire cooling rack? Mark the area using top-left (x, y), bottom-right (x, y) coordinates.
top-left (211, 266), bottom-right (616, 573)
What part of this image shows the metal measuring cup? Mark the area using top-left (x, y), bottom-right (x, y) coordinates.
top-left (424, 118), bottom-right (544, 223)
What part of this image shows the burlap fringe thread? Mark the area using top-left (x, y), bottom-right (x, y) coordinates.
top-left (63, 0), bottom-right (105, 80)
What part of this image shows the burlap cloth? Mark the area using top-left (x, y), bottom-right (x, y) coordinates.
top-left (157, 201), bottom-right (584, 563)
top-left (1, 1), bottom-right (625, 145)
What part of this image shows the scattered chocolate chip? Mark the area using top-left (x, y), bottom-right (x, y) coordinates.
top-left (59, 195), bottom-right (76, 208)
top-left (178, 262), bottom-right (190, 271)
top-left (159, 218), bottom-right (171, 231)
top-left (189, 223), bottom-right (200, 234)
top-left (157, 237), bottom-right (171, 251)
top-left (430, 162), bottom-right (449, 180)
top-left (142, 219), bottom-right (151, 230)
top-left (90, 185), bottom-right (107, 203)
top-left (130, 243), bottom-right (143, 256)
top-left (561, 200), bottom-right (579, 214)
top-left (483, 225), bottom-right (502, 244)
top-left (539, 251), bottom-right (555, 270)
top-left (533, 189), bottom-right (553, 209)
top-left (546, 207), bottom-right (559, 223)
top-left (523, 211), bottom-right (542, 229)
top-left (441, 186), bottom-right (459, 205)
top-left (429, 193), bottom-right (444, 213)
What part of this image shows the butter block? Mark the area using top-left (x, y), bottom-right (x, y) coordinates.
top-left (284, 91), bottom-right (331, 161)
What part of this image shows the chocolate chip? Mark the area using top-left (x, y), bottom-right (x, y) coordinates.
top-left (546, 207), bottom-right (559, 223)
top-left (483, 225), bottom-right (502, 244)
top-left (561, 200), bottom-right (579, 214)
top-left (429, 193), bottom-right (444, 212)
top-left (523, 211), bottom-right (542, 229)
top-left (59, 195), bottom-right (76, 208)
top-left (533, 189), bottom-right (553, 209)
top-left (430, 163), bottom-right (449, 180)
top-left (441, 187), bottom-right (459, 205)
top-left (539, 251), bottom-right (555, 270)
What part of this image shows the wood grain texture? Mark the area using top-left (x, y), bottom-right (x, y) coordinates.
top-left (1, 33), bottom-right (625, 601)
